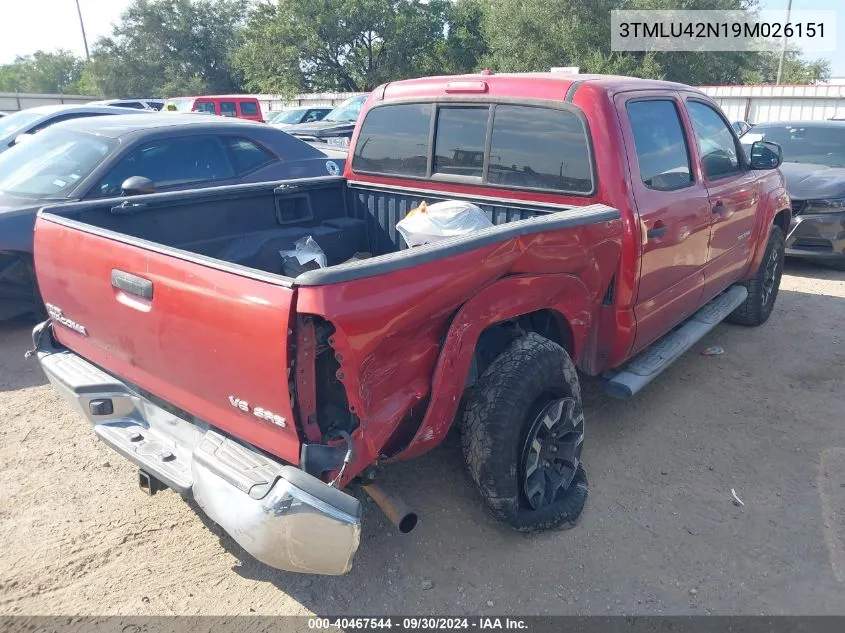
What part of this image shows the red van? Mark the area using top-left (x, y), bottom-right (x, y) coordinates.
top-left (162, 96), bottom-right (264, 122)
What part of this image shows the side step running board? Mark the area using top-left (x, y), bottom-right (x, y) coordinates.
top-left (605, 285), bottom-right (748, 400)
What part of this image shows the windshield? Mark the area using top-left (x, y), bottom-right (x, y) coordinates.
top-left (0, 128), bottom-right (115, 199)
top-left (324, 95), bottom-right (367, 122)
top-left (0, 110), bottom-right (41, 138)
top-left (270, 109), bottom-right (306, 124)
top-left (741, 125), bottom-right (845, 168)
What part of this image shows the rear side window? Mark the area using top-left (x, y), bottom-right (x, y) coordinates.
top-left (194, 101), bottom-right (215, 114)
top-left (488, 105), bottom-right (592, 193)
top-left (352, 103), bottom-right (431, 177)
top-left (353, 101), bottom-right (594, 194)
top-left (220, 102), bottom-right (237, 117)
top-left (223, 137), bottom-right (274, 174)
top-left (433, 107), bottom-right (488, 179)
top-left (626, 100), bottom-right (693, 191)
top-left (239, 101), bottom-right (259, 116)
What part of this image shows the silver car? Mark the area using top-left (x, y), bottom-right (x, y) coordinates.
top-left (0, 104), bottom-right (144, 154)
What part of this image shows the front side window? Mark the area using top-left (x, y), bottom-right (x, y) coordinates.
top-left (687, 101), bottom-right (741, 179)
top-left (488, 105), bottom-right (592, 193)
top-left (626, 100), bottom-right (693, 191)
top-left (351, 103), bottom-right (431, 177)
top-left (239, 101), bottom-right (259, 116)
top-left (433, 107), bottom-right (488, 179)
top-left (220, 102), bottom-right (237, 117)
top-left (93, 135), bottom-right (235, 197)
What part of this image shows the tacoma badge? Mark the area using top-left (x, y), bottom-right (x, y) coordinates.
top-left (45, 303), bottom-right (88, 336)
top-left (228, 396), bottom-right (287, 428)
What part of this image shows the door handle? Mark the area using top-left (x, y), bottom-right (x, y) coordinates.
top-left (646, 225), bottom-right (668, 240)
top-left (111, 269), bottom-right (153, 299)
top-left (110, 200), bottom-right (148, 215)
top-left (712, 201), bottom-right (726, 215)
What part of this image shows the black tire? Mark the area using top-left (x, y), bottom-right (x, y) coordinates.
top-left (461, 332), bottom-right (587, 532)
top-left (727, 225), bottom-right (785, 326)
top-left (0, 254), bottom-right (43, 321)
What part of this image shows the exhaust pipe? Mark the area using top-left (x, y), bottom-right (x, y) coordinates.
top-left (363, 483), bottom-right (418, 533)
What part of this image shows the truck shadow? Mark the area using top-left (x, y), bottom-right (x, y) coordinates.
top-left (0, 315), bottom-right (48, 392)
top-left (783, 258), bottom-right (844, 281)
top-left (188, 284), bottom-right (845, 615)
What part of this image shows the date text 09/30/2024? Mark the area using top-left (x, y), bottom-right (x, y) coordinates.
top-left (307, 617), bottom-right (529, 630)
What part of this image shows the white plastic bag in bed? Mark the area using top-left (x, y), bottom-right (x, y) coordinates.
top-left (280, 235), bottom-right (327, 270)
top-left (396, 200), bottom-right (492, 248)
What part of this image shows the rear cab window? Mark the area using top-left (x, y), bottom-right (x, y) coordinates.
top-left (352, 100), bottom-right (594, 195)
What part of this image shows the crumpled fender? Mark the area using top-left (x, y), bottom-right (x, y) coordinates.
top-left (389, 272), bottom-right (597, 461)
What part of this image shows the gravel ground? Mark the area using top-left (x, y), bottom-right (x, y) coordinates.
top-left (0, 261), bottom-right (843, 616)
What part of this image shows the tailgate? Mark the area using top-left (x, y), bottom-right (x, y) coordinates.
top-left (34, 216), bottom-right (301, 465)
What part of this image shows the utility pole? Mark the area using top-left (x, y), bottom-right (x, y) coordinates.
top-left (775, 0), bottom-right (793, 84)
top-left (75, 0), bottom-right (90, 61)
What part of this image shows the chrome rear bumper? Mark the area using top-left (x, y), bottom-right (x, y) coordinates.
top-left (33, 321), bottom-right (361, 575)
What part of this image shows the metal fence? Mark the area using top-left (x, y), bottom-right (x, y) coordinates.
top-left (0, 92), bottom-right (98, 112)
top-left (256, 91), bottom-right (361, 114)
top-left (699, 84), bottom-right (845, 123)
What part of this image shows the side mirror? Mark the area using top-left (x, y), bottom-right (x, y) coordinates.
top-left (749, 140), bottom-right (782, 170)
top-left (13, 133), bottom-right (34, 146)
top-left (121, 176), bottom-right (156, 196)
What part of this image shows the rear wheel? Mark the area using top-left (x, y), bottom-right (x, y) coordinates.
top-left (0, 254), bottom-right (43, 321)
top-left (461, 333), bottom-right (588, 531)
top-left (727, 225), bottom-right (785, 326)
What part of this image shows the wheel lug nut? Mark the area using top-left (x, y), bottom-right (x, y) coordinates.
top-left (550, 446), bottom-right (558, 453)
top-left (543, 460), bottom-right (550, 469)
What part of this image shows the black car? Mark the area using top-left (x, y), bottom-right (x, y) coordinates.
top-left (285, 94), bottom-right (368, 148)
top-left (741, 120), bottom-right (845, 268)
top-left (0, 113), bottom-right (346, 320)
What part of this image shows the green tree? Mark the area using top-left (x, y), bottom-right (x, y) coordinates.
top-left (233, 0), bottom-right (450, 94)
top-left (0, 50), bottom-right (87, 94)
top-left (84, 0), bottom-right (246, 98)
top-left (478, 0), bottom-right (826, 86)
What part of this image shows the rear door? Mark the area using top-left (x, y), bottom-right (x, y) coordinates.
top-left (34, 214), bottom-right (302, 465)
top-left (682, 96), bottom-right (759, 297)
top-left (616, 92), bottom-right (711, 353)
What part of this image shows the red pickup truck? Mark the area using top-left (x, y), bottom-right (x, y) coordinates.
top-left (31, 73), bottom-right (790, 575)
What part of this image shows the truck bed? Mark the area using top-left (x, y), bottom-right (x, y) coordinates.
top-left (39, 176), bottom-right (617, 286)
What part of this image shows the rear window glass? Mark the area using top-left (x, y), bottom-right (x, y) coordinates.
top-left (352, 103), bottom-right (431, 177)
top-left (240, 101), bottom-right (259, 116)
top-left (433, 107), bottom-right (488, 179)
top-left (220, 102), bottom-right (237, 117)
top-left (488, 106), bottom-right (592, 193)
top-left (352, 102), bottom-right (594, 194)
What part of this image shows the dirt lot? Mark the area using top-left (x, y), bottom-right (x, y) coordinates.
top-left (1, 262), bottom-right (843, 616)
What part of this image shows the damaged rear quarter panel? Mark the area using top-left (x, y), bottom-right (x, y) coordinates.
top-left (295, 214), bottom-right (621, 482)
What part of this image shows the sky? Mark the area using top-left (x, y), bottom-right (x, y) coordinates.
top-left (1, 0), bottom-right (843, 79)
